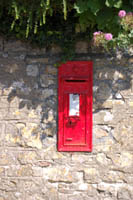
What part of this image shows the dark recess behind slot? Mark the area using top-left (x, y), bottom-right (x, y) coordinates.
top-left (65, 80), bottom-right (86, 82)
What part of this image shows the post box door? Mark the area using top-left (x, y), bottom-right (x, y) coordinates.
top-left (63, 93), bottom-right (86, 145)
top-left (58, 61), bottom-right (93, 152)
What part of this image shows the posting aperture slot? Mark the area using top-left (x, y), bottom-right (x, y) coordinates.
top-left (65, 80), bottom-right (86, 82)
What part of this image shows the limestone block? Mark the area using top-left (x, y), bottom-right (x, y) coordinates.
top-left (0, 178), bottom-right (18, 192)
top-left (0, 58), bottom-right (25, 77)
top-left (113, 70), bottom-right (127, 81)
top-left (40, 75), bottom-right (55, 87)
top-left (113, 120), bottom-right (133, 150)
top-left (26, 57), bottom-right (48, 64)
top-left (58, 194), bottom-right (68, 200)
top-left (124, 174), bottom-right (133, 184)
top-left (43, 166), bottom-right (78, 183)
top-left (114, 109), bottom-right (130, 125)
top-left (94, 67), bottom-right (126, 80)
top-left (17, 151), bottom-right (40, 165)
top-left (4, 40), bottom-right (28, 52)
top-left (68, 193), bottom-right (91, 200)
top-left (94, 82), bottom-right (112, 100)
top-left (86, 185), bottom-right (99, 197)
top-left (118, 152), bottom-right (133, 168)
top-left (93, 110), bottom-right (113, 125)
top-left (32, 167), bottom-right (43, 177)
top-left (28, 109), bottom-right (41, 120)
top-left (4, 191), bottom-right (24, 200)
top-left (128, 58), bottom-right (133, 65)
top-left (35, 161), bottom-right (51, 167)
top-left (115, 92), bottom-right (123, 99)
top-left (0, 96), bottom-right (19, 108)
top-left (113, 79), bottom-right (130, 92)
top-left (5, 123), bottom-right (21, 147)
top-left (41, 144), bottom-right (68, 160)
top-left (44, 127), bottom-right (56, 137)
top-left (41, 89), bottom-right (54, 99)
top-left (0, 152), bottom-right (10, 166)
top-left (48, 44), bottom-right (62, 54)
top-left (93, 100), bottom-right (113, 110)
top-left (13, 192), bottom-right (23, 200)
top-left (117, 187), bottom-right (133, 200)
top-left (11, 80), bottom-right (31, 95)
top-left (0, 107), bottom-right (31, 120)
top-left (104, 112), bottom-right (113, 123)
top-left (109, 151), bottom-right (133, 172)
top-left (0, 150), bottom-right (19, 166)
top-left (96, 153), bottom-right (112, 166)
top-left (0, 86), bottom-right (15, 96)
top-left (5, 122), bottom-right (43, 148)
top-left (93, 144), bottom-right (112, 153)
top-left (26, 64), bottom-right (39, 77)
top-left (94, 127), bottom-right (108, 139)
top-left (58, 183), bottom-right (75, 194)
top-left (25, 193), bottom-right (46, 200)
top-left (0, 195), bottom-right (6, 200)
top-left (75, 41), bottom-right (88, 53)
top-left (84, 168), bottom-right (101, 183)
top-left (97, 182), bottom-right (116, 194)
top-left (118, 88), bottom-right (132, 96)
top-left (4, 63), bottom-right (19, 74)
top-left (7, 165), bottom-right (33, 177)
top-left (45, 65), bottom-right (57, 75)
top-left (113, 99), bottom-right (125, 107)
top-left (21, 123), bottom-right (43, 149)
top-left (26, 45), bottom-right (46, 54)
top-left (71, 154), bottom-right (97, 167)
top-left (42, 123), bottom-right (56, 138)
top-left (18, 178), bottom-right (44, 193)
top-left (94, 67), bottom-right (116, 80)
top-left (77, 183), bottom-right (90, 191)
top-left (102, 170), bottom-right (125, 183)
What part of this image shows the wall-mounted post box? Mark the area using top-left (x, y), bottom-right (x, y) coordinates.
top-left (58, 61), bottom-right (93, 152)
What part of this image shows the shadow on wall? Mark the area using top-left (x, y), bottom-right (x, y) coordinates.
top-left (0, 39), bottom-right (133, 149)
top-left (0, 39), bottom-right (59, 149)
top-left (93, 62), bottom-right (132, 113)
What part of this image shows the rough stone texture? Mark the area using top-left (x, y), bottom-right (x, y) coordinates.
top-left (0, 39), bottom-right (133, 199)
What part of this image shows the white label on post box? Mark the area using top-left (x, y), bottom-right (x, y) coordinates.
top-left (69, 94), bottom-right (79, 116)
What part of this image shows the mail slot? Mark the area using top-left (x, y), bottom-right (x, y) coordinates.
top-left (58, 61), bottom-right (93, 152)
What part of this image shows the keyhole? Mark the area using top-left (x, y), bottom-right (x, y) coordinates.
top-left (69, 121), bottom-right (72, 125)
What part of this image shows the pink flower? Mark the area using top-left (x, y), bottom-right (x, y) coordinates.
top-left (127, 12), bottom-right (133, 16)
top-left (93, 31), bottom-right (102, 36)
top-left (104, 33), bottom-right (113, 41)
top-left (118, 10), bottom-right (126, 18)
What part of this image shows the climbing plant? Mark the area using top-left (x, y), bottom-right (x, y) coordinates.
top-left (0, 0), bottom-right (132, 55)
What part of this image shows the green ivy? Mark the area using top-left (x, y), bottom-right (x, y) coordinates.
top-left (0, 0), bottom-right (132, 60)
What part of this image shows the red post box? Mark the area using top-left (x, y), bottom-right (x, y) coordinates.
top-left (58, 61), bottom-right (93, 152)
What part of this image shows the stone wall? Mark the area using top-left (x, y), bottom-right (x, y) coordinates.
top-left (0, 38), bottom-right (133, 200)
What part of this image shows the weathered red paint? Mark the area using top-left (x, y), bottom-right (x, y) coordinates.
top-left (58, 61), bottom-right (93, 152)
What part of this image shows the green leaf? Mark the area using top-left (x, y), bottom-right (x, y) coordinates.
top-left (87, 0), bottom-right (104, 15)
top-left (96, 8), bottom-right (113, 28)
top-left (63, 0), bottom-right (67, 20)
top-left (74, 0), bottom-right (88, 14)
top-left (128, 30), bottom-right (133, 38)
top-left (78, 11), bottom-right (96, 32)
top-left (96, 7), bottom-right (120, 35)
top-left (105, 0), bottom-right (122, 8)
